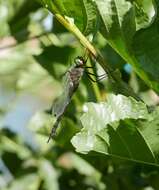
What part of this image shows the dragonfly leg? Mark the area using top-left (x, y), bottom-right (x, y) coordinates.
top-left (84, 66), bottom-right (94, 69)
top-left (85, 71), bottom-right (106, 82)
top-left (86, 71), bottom-right (106, 77)
top-left (86, 73), bottom-right (96, 82)
top-left (85, 72), bottom-right (105, 82)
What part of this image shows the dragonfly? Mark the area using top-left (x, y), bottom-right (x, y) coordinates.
top-left (47, 55), bottom-right (106, 143)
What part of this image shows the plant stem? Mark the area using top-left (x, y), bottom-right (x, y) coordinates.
top-left (55, 14), bottom-right (97, 56)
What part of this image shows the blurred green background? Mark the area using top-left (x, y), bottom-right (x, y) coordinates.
top-left (0, 1), bottom-right (159, 190)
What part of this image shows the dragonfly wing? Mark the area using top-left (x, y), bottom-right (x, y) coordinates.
top-left (48, 62), bottom-right (84, 142)
top-left (48, 73), bottom-right (74, 143)
top-left (52, 66), bottom-right (84, 118)
top-left (52, 71), bottom-right (74, 118)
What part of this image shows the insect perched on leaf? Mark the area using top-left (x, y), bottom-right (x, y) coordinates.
top-left (47, 55), bottom-right (106, 143)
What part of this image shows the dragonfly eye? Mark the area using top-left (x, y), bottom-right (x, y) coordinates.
top-left (74, 56), bottom-right (85, 67)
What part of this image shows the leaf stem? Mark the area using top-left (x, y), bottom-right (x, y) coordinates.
top-left (55, 14), bottom-right (97, 56)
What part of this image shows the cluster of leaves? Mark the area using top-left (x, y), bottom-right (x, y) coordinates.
top-left (1, 0), bottom-right (159, 189)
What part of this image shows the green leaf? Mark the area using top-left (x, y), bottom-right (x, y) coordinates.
top-left (0, 136), bottom-right (31, 160)
top-left (40, 0), bottom-right (98, 35)
top-left (27, 111), bottom-right (55, 153)
top-left (34, 45), bottom-right (75, 78)
top-left (7, 174), bottom-right (40, 190)
top-left (55, 117), bottom-right (80, 147)
top-left (71, 94), bottom-right (159, 165)
top-left (132, 21), bottom-right (159, 88)
top-left (39, 159), bottom-right (59, 190)
top-left (139, 107), bottom-right (159, 162)
top-left (134, 0), bottom-right (156, 30)
top-left (8, 0), bottom-right (40, 41)
top-left (58, 152), bottom-right (104, 188)
top-left (0, 0), bottom-right (33, 37)
top-left (96, 0), bottom-right (136, 55)
top-left (95, 0), bottom-right (159, 93)
top-left (16, 62), bottom-right (53, 90)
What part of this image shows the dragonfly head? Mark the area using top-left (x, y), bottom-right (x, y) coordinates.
top-left (74, 56), bottom-right (86, 68)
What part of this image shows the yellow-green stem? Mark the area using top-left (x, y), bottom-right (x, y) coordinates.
top-left (55, 14), bottom-right (97, 56)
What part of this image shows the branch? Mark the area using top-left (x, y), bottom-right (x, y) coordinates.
top-left (0, 32), bottom-right (51, 51)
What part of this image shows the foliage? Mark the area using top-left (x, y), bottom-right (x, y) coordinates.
top-left (1, 0), bottom-right (159, 189)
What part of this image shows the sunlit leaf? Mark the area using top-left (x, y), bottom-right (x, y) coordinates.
top-left (95, 0), bottom-right (159, 93)
top-left (7, 174), bottom-right (40, 190)
top-left (71, 94), bottom-right (159, 165)
top-left (40, 0), bottom-right (98, 35)
top-left (39, 159), bottom-right (59, 190)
